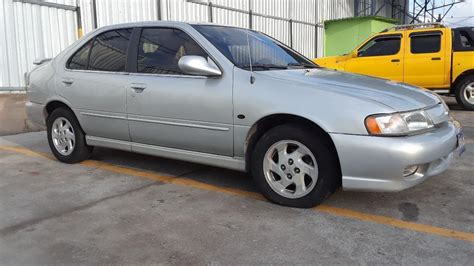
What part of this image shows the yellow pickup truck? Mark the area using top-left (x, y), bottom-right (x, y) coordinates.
top-left (314, 24), bottom-right (474, 110)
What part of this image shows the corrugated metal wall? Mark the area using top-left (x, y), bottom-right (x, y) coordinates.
top-left (1, 0), bottom-right (395, 90)
top-left (0, 0), bottom-right (77, 89)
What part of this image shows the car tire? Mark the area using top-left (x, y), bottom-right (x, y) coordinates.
top-left (46, 107), bottom-right (93, 163)
top-left (454, 75), bottom-right (474, 111)
top-left (251, 124), bottom-right (340, 208)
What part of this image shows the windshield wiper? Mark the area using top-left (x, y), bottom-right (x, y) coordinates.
top-left (241, 64), bottom-right (288, 70)
top-left (287, 62), bottom-right (319, 69)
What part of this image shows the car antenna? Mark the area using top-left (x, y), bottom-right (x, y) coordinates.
top-left (246, 29), bottom-right (255, 84)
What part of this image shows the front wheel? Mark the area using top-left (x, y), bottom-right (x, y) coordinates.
top-left (47, 108), bottom-right (93, 163)
top-left (455, 75), bottom-right (474, 111)
top-left (251, 124), bottom-right (340, 208)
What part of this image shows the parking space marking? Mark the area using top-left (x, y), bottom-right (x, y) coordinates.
top-left (1, 145), bottom-right (473, 242)
top-left (315, 205), bottom-right (474, 242)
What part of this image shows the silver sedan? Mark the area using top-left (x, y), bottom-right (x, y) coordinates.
top-left (26, 21), bottom-right (465, 208)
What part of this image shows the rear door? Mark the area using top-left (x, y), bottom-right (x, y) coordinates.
top-left (404, 30), bottom-right (448, 88)
top-left (59, 29), bottom-right (132, 141)
top-left (345, 34), bottom-right (404, 81)
top-left (126, 27), bottom-right (234, 156)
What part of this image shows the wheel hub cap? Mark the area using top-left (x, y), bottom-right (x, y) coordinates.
top-left (464, 82), bottom-right (474, 104)
top-left (263, 140), bottom-right (319, 199)
top-left (51, 117), bottom-right (75, 156)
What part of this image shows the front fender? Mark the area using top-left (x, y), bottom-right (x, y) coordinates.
top-left (233, 69), bottom-right (394, 136)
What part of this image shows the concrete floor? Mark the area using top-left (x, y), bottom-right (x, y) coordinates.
top-left (0, 97), bottom-right (473, 264)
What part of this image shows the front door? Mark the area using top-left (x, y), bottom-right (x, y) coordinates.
top-left (345, 34), bottom-right (404, 82)
top-left (127, 27), bottom-right (234, 156)
top-left (404, 30), bottom-right (447, 88)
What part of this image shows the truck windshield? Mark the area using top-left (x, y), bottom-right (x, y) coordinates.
top-left (193, 25), bottom-right (318, 71)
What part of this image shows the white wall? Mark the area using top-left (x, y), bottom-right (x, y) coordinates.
top-left (1, 0), bottom-right (394, 89)
top-left (0, 0), bottom-right (77, 89)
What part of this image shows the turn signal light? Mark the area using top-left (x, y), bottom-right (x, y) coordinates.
top-left (365, 117), bottom-right (382, 135)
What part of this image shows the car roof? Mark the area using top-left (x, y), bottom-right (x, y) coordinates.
top-left (97, 20), bottom-right (240, 30)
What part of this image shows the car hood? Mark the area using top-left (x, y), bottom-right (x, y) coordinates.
top-left (257, 68), bottom-right (439, 111)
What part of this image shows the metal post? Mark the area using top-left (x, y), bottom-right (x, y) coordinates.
top-left (76, 6), bottom-right (83, 37)
top-left (314, 0), bottom-right (318, 58)
top-left (208, 1), bottom-right (213, 23)
top-left (289, 19), bottom-right (293, 48)
top-left (288, 0), bottom-right (292, 48)
top-left (354, 0), bottom-right (359, 17)
top-left (156, 0), bottom-right (161, 20)
top-left (91, 0), bottom-right (98, 29)
top-left (248, 0), bottom-right (253, 29)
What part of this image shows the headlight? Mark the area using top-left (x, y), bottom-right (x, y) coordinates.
top-left (365, 110), bottom-right (434, 136)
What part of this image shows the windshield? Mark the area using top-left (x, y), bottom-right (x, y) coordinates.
top-left (193, 25), bottom-right (318, 71)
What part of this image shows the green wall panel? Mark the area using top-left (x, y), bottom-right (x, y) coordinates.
top-left (324, 16), bottom-right (398, 56)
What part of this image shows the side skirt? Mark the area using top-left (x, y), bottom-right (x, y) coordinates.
top-left (85, 136), bottom-right (246, 171)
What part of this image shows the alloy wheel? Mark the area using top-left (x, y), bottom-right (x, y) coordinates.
top-left (464, 82), bottom-right (474, 104)
top-left (51, 117), bottom-right (76, 156)
top-left (263, 140), bottom-right (319, 199)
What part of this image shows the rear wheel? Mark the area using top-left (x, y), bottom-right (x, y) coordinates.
top-left (47, 108), bottom-right (93, 163)
top-left (455, 75), bottom-right (474, 110)
top-left (251, 124), bottom-right (340, 208)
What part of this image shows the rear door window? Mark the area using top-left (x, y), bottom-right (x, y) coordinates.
top-left (410, 34), bottom-right (441, 54)
top-left (136, 27), bottom-right (208, 75)
top-left (358, 36), bottom-right (401, 57)
top-left (88, 29), bottom-right (133, 72)
top-left (459, 30), bottom-right (474, 48)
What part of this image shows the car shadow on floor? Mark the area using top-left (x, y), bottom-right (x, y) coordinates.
top-left (91, 147), bottom-right (259, 194)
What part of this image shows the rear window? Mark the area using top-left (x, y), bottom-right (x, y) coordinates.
top-left (459, 30), bottom-right (473, 48)
top-left (410, 34), bottom-right (441, 54)
top-left (453, 28), bottom-right (474, 51)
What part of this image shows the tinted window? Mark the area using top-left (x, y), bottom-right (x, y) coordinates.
top-left (358, 37), bottom-right (401, 57)
top-left (137, 28), bottom-right (208, 75)
top-left (410, 34), bottom-right (441, 54)
top-left (88, 29), bottom-right (132, 72)
top-left (193, 25), bottom-right (317, 70)
top-left (67, 40), bottom-right (92, 70)
top-left (459, 31), bottom-right (473, 48)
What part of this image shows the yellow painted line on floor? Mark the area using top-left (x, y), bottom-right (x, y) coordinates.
top-left (1, 145), bottom-right (473, 242)
top-left (0, 145), bottom-right (265, 201)
top-left (315, 205), bottom-right (474, 242)
top-left (80, 160), bottom-right (266, 201)
top-left (0, 145), bottom-right (56, 160)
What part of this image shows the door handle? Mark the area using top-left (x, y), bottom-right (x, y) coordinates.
top-left (62, 78), bottom-right (74, 85)
top-left (391, 59), bottom-right (400, 63)
top-left (431, 57), bottom-right (441, 61)
top-left (130, 83), bottom-right (147, 93)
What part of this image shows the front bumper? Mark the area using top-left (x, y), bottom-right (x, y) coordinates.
top-left (330, 121), bottom-right (463, 192)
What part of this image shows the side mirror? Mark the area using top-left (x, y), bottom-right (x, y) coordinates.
top-left (178, 56), bottom-right (222, 76)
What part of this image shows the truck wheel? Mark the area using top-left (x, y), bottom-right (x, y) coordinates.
top-left (455, 75), bottom-right (474, 111)
top-left (250, 124), bottom-right (340, 208)
top-left (47, 108), bottom-right (93, 163)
